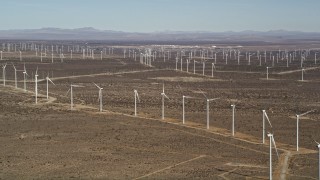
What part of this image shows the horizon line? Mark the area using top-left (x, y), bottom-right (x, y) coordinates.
top-left (1, 27), bottom-right (320, 34)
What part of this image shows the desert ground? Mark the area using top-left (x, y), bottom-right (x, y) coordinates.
top-left (0, 41), bottom-right (320, 179)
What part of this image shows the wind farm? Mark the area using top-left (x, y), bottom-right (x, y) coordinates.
top-left (0, 40), bottom-right (319, 179)
top-left (1, 0), bottom-right (320, 179)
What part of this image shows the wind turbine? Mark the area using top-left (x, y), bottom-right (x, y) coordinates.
top-left (202, 61), bottom-right (205, 75)
top-left (231, 104), bottom-right (235, 136)
top-left (215, 53), bottom-right (217, 64)
top-left (248, 53), bottom-right (253, 65)
top-left (46, 75), bottom-right (55, 100)
top-left (175, 57), bottom-right (178, 70)
top-left (182, 95), bottom-right (199, 124)
top-left (12, 64), bottom-right (17, 88)
top-left (314, 140), bottom-right (320, 180)
top-left (296, 110), bottom-right (315, 151)
top-left (225, 53), bottom-right (228, 64)
top-left (161, 84), bottom-right (169, 120)
top-left (199, 89), bottom-right (219, 129)
top-left (266, 67), bottom-right (270, 80)
top-left (35, 67), bottom-right (38, 104)
top-left (186, 59), bottom-right (190, 72)
top-left (267, 132), bottom-right (279, 180)
top-left (93, 83), bottom-right (103, 112)
top-left (301, 68), bottom-right (305, 81)
top-left (134, 89), bottom-right (140, 116)
top-left (2, 63), bottom-right (7, 86)
top-left (211, 63), bottom-right (216, 77)
top-left (67, 84), bottom-right (84, 110)
top-left (262, 110), bottom-right (273, 144)
top-left (23, 64), bottom-right (28, 92)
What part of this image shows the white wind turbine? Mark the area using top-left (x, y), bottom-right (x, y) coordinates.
top-left (161, 84), bottom-right (169, 120)
top-left (67, 84), bottom-right (84, 110)
top-left (211, 63), bottom-right (216, 77)
top-left (262, 110), bottom-right (273, 144)
top-left (231, 104), bottom-right (235, 136)
top-left (46, 75), bottom-right (55, 100)
top-left (314, 140), bottom-right (320, 180)
top-left (186, 59), bottom-right (190, 72)
top-left (259, 54), bottom-right (262, 66)
top-left (199, 89), bottom-right (219, 129)
top-left (296, 110), bottom-right (315, 151)
top-left (35, 67), bottom-right (39, 104)
top-left (51, 51), bottom-right (54, 63)
top-left (267, 132), bottom-right (279, 180)
top-left (202, 61), bottom-right (205, 75)
top-left (175, 57), bottom-right (178, 70)
top-left (225, 53), bottom-right (228, 64)
top-left (215, 53), bottom-right (217, 64)
top-left (182, 95), bottom-right (199, 124)
top-left (301, 68), bottom-right (305, 81)
top-left (193, 60), bottom-right (197, 74)
top-left (23, 64), bottom-right (28, 92)
top-left (134, 89), bottom-right (140, 116)
top-left (12, 64), bottom-right (17, 88)
top-left (266, 67), bottom-right (271, 80)
top-left (2, 63), bottom-right (7, 86)
top-left (93, 83), bottom-right (103, 112)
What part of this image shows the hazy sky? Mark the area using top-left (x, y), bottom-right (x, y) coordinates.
top-left (1, 0), bottom-right (319, 32)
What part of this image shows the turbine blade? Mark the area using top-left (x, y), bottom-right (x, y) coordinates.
top-left (137, 92), bottom-right (140, 102)
top-left (212, 63), bottom-right (216, 70)
top-left (66, 88), bottom-right (70, 95)
top-left (162, 83), bottom-right (164, 93)
top-left (208, 98), bottom-right (220, 101)
top-left (299, 109), bottom-right (315, 117)
top-left (198, 88), bottom-right (208, 99)
top-left (264, 112), bottom-right (273, 128)
top-left (48, 77), bottom-right (55, 85)
top-left (164, 93), bottom-right (169, 100)
top-left (72, 85), bottom-right (84, 87)
top-left (93, 82), bottom-right (101, 89)
top-left (272, 136), bottom-right (280, 159)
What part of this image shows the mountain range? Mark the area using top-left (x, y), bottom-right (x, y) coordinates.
top-left (1, 27), bottom-right (320, 42)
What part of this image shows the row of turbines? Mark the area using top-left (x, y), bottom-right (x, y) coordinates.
top-left (1, 62), bottom-right (319, 179)
top-left (1, 41), bottom-right (319, 70)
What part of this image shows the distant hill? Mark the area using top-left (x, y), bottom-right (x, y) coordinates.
top-left (1, 27), bottom-right (320, 42)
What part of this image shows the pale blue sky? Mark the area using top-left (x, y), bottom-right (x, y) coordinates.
top-left (1, 0), bottom-right (319, 32)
